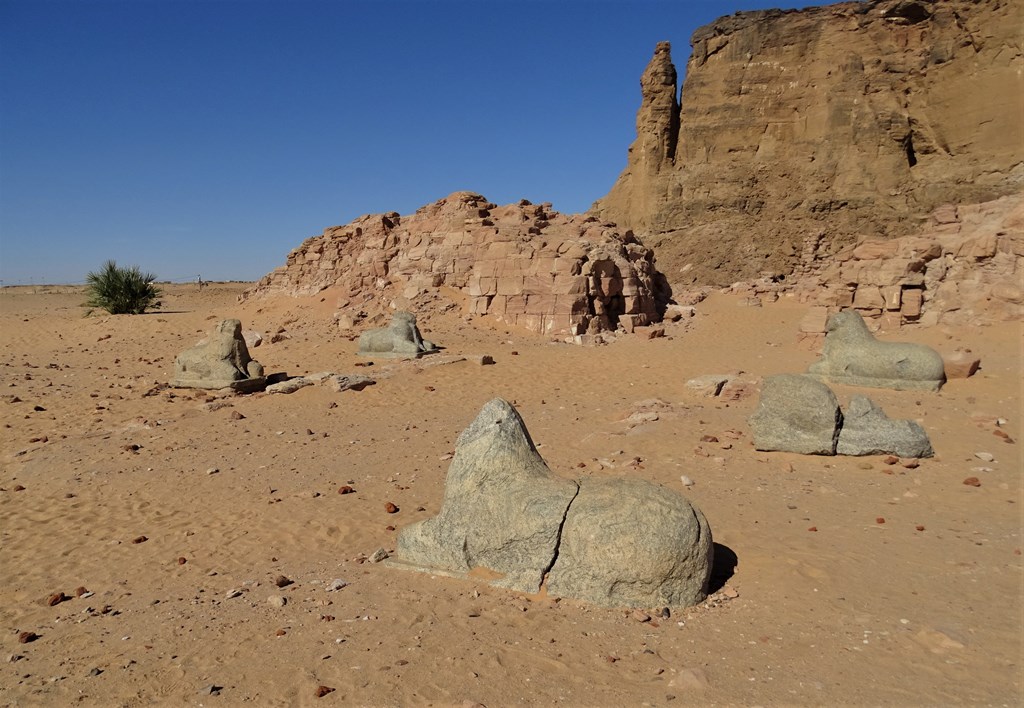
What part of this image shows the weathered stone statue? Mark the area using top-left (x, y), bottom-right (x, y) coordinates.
top-left (357, 311), bottom-right (437, 358)
top-left (808, 310), bottom-right (945, 391)
top-left (389, 398), bottom-right (713, 608)
top-left (172, 319), bottom-right (266, 392)
top-left (749, 374), bottom-right (842, 455)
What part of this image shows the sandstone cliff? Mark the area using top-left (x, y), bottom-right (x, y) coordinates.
top-left (242, 192), bottom-right (669, 338)
top-left (593, 0), bottom-right (1023, 286)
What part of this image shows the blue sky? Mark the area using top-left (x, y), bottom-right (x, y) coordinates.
top-left (0, 0), bottom-right (824, 284)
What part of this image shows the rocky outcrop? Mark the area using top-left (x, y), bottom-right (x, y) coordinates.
top-left (593, 0), bottom-right (1023, 286)
top-left (243, 192), bottom-right (669, 338)
top-left (391, 398), bottom-right (713, 608)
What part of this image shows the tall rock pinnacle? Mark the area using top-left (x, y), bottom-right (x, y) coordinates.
top-left (634, 41), bottom-right (680, 174)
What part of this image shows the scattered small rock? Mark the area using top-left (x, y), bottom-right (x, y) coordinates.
top-left (883, 455), bottom-right (899, 465)
top-left (229, 410), bottom-right (246, 420)
top-left (327, 579), bottom-right (349, 592)
top-left (314, 685), bottom-right (335, 698)
top-left (199, 684), bottom-right (222, 696)
top-left (974, 452), bottom-right (995, 462)
top-left (274, 575), bottom-right (293, 588)
top-left (225, 588), bottom-right (243, 599)
top-left (267, 595), bottom-right (287, 608)
top-left (177, 557), bottom-right (187, 565)
top-left (631, 609), bottom-right (651, 623)
top-left (46, 592), bottom-right (68, 607)
top-left (74, 586), bottom-right (89, 597)
top-left (679, 475), bottom-right (694, 487)
top-left (369, 548), bottom-right (389, 563)
top-left (18, 631), bottom-right (38, 644)
top-left (876, 517), bottom-right (886, 524)
top-left (132, 535), bottom-right (148, 544)
top-left (963, 477), bottom-right (982, 487)
top-left (384, 502), bottom-right (399, 514)
top-left (206, 467), bottom-right (219, 475)
top-left (338, 485), bottom-right (355, 495)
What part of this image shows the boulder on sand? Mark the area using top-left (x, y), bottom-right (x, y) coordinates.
top-left (357, 311), bottom-right (437, 359)
top-left (391, 398), bottom-right (713, 607)
top-left (749, 374), bottom-right (842, 455)
top-left (808, 310), bottom-right (945, 391)
top-left (172, 319), bottom-right (266, 392)
top-left (836, 395), bottom-right (934, 458)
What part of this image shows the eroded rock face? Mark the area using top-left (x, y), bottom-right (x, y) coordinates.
top-left (836, 395), bottom-right (933, 457)
top-left (357, 311), bottom-right (436, 359)
top-left (593, 1), bottom-right (1023, 286)
top-left (809, 310), bottom-right (945, 391)
top-left (172, 319), bottom-right (265, 392)
top-left (749, 374), bottom-right (842, 455)
top-left (243, 192), bottom-right (670, 337)
top-left (391, 398), bottom-right (713, 607)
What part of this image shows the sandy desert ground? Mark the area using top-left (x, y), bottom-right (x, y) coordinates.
top-left (1, 282), bottom-right (1020, 707)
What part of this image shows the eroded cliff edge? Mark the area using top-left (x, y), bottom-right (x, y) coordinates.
top-left (592, 0), bottom-right (1023, 286)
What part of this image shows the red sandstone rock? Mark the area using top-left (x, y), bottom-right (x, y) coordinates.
top-left (243, 193), bottom-right (668, 338)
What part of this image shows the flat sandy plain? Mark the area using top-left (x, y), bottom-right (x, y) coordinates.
top-left (1, 283), bottom-right (1020, 706)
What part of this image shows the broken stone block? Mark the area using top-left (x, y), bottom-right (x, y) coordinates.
top-left (390, 398), bottom-right (712, 608)
top-left (173, 319), bottom-right (266, 393)
top-left (391, 398), bottom-right (578, 594)
top-left (749, 374), bottom-right (841, 455)
top-left (836, 395), bottom-right (933, 458)
top-left (357, 311), bottom-right (437, 359)
top-left (685, 374), bottom-right (729, 397)
top-left (545, 477), bottom-right (712, 608)
top-left (942, 350), bottom-right (981, 379)
top-left (808, 310), bottom-right (945, 391)
top-left (326, 374), bottom-right (375, 392)
top-left (266, 377), bottom-right (312, 395)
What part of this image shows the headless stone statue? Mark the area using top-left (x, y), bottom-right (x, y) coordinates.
top-left (808, 310), bottom-right (945, 391)
top-left (173, 319), bottom-right (266, 392)
top-left (357, 311), bottom-right (437, 359)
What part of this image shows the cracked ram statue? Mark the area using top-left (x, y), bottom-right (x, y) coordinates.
top-left (387, 398), bottom-right (713, 608)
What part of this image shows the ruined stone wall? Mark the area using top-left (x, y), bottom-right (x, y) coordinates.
top-left (593, 0), bottom-right (1023, 286)
top-left (725, 195), bottom-right (1023, 340)
top-left (243, 192), bottom-right (669, 337)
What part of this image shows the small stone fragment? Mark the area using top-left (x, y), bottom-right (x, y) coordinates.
top-left (631, 609), bottom-right (651, 623)
top-left (46, 592), bottom-right (68, 607)
top-left (229, 410), bottom-right (246, 420)
top-left (132, 535), bottom-right (148, 544)
top-left (876, 517), bottom-right (885, 524)
top-left (338, 485), bottom-right (355, 495)
top-left (18, 631), bottom-right (37, 644)
top-left (327, 579), bottom-right (349, 591)
top-left (883, 455), bottom-right (899, 465)
top-left (679, 475), bottom-right (694, 487)
top-left (177, 557), bottom-right (187, 565)
top-left (74, 586), bottom-right (89, 597)
top-left (225, 588), bottom-right (243, 599)
top-left (962, 477), bottom-right (981, 487)
top-left (974, 452), bottom-right (995, 462)
top-left (274, 575), bottom-right (293, 588)
top-left (384, 502), bottom-right (399, 514)
top-left (199, 684), bottom-right (222, 696)
top-left (314, 685), bottom-right (335, 697)
top-left (275, 629), bottom-right (287, 636)
top-left (267, 595), bottom-right (287, 608)
top-left (206, 467), bottom-right (219, 475)
top-left (369, 548), bottom-right (389, 563)
top-left (915, 525), bottom-right (926, 531)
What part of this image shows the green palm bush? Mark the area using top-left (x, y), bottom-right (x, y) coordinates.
top-left (84, 260), bottom-right (162, 315)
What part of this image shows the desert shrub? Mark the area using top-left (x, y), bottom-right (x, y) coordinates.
top-left (84, 260), bottom-right (162, 315)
